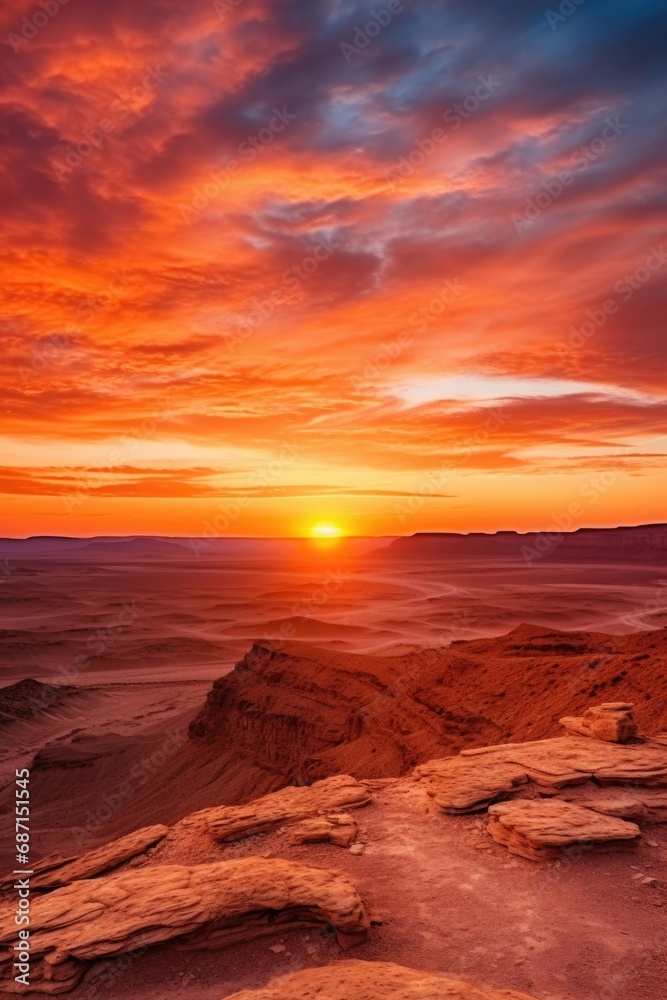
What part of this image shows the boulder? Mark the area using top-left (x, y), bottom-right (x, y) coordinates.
top-left (221, 958), bottom-right (539, 1000)
top-left (560, 702), bottom-right (637, 742)
top-left (487, 799), bottom-right (640, 862)
top-left (179, 775), bottom-right (371, 842)
top-left (0, 858), bottom-right (369, 993)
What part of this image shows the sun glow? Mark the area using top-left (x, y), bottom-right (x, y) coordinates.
top-left (309, 521), bottom-right (343, 538)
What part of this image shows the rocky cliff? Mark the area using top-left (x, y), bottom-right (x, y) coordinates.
top-left (189, 625), bottom-right (667, 784)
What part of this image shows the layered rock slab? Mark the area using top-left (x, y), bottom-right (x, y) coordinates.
top-left (179, 775), bottom-right (371, 842)
top-left (222, 958), bottom-right (539, 1000)
top-left (0, 858), bottom-right (369, 993)
top-left (557, 783), bottom-right (667, 822)
top-left (487, 799), bottom-right (640, 862)
top-left (0, 825), bottom-right (168, 892)
top-left (415, 735), bottom-right (667, 814)
top-left (289, 812), bottom-right (359, 847)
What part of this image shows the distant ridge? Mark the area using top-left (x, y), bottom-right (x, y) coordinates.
top-left (0, 524), bottom-right (666, 562)
top-left (383, 523), bottom-right (667, 562)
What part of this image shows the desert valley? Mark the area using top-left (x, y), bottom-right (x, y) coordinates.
top-left (0, 527), bottom-right (666, 1000)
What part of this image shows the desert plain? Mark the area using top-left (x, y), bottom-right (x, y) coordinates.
top-left (0, 526), bottom-right (666, 1000)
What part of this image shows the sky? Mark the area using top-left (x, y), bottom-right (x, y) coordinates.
top-left (1, 0), bottom-right (666, 538)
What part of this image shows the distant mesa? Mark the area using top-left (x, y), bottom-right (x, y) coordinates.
top-left (1, 523), bottom-right (666, 562)
top-left (383, 522), bottom-right (667, 561)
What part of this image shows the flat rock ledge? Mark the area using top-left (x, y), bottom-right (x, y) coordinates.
top-left (0, 858), bottom-right (369, 994)
top-left (414, 726), bottom-right (667, 861)
top-left (221, 959), bottom-right (539, 1000)
top-left (178, 775), bottom-right (371, 843)
top-left (487, 799), bottom-right (640, 862)
top-left (415, 734), bottom-right (667, 815)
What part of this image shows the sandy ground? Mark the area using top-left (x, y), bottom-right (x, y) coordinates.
top-left (58, 779), bottom-right (667, 1000)
top-left (2, 552), bottom-right (667, 691)
top-left (1, 545), bottom-right (667, 999)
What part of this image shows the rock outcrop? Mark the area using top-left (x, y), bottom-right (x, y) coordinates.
top-left (186, 626), bottom-right (667, 800)
top-left (0, 859), bottom-right (369, 993)
top-left (383, 523), bottom-right (667, 562)
top-left (289, 813), bottom-right (359, 847)
top-left (178, 775), bottom-right (371, 842)
top-left (414, 718), bottom-right (667, 861)
top-left (415, 734), bottom-right (667, 815)
top-left (558, 783), bottom-right (667, 821)
top-left (0, 825), bottom-right (168, 892)
top-left (0, 678), bottom-right (76, 726)
top-left (487, 799), bottom-right (640, 862)
top-left (222, 959), bottom-right (539, 1000)
top-left (560, 702), bottom-right (637, 742)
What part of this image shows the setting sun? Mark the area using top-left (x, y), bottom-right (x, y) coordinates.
top-left (309, 521), bottom-right (343, 538)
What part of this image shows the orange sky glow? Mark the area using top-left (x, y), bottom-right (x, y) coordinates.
top-left (1, 0), bottom-right (666, 537)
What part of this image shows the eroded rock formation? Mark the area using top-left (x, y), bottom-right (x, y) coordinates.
top-left (487, 799), bottom-right (640, 862)
top-left (222, 959), bottom-right (539, 1000)
top-left (0, 859), bottom-right (369, 993)
top-left (289, 813), bottom-right (359, 847)
top-left (415, 715), bottom-right (667, 861)
top-left (0, 825), bottom-right (168, 891)
top-left (415, 734), bottom-right (667, 815)
top-left (178, 775), bottom-right (370, 842)
top-left (187, 627), bottom-right (667, 797)
top-left (560, 702), bottom-right (637, 742)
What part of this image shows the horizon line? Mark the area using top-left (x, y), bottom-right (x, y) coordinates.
top-left (1, 521), bottom-right (666, 542)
